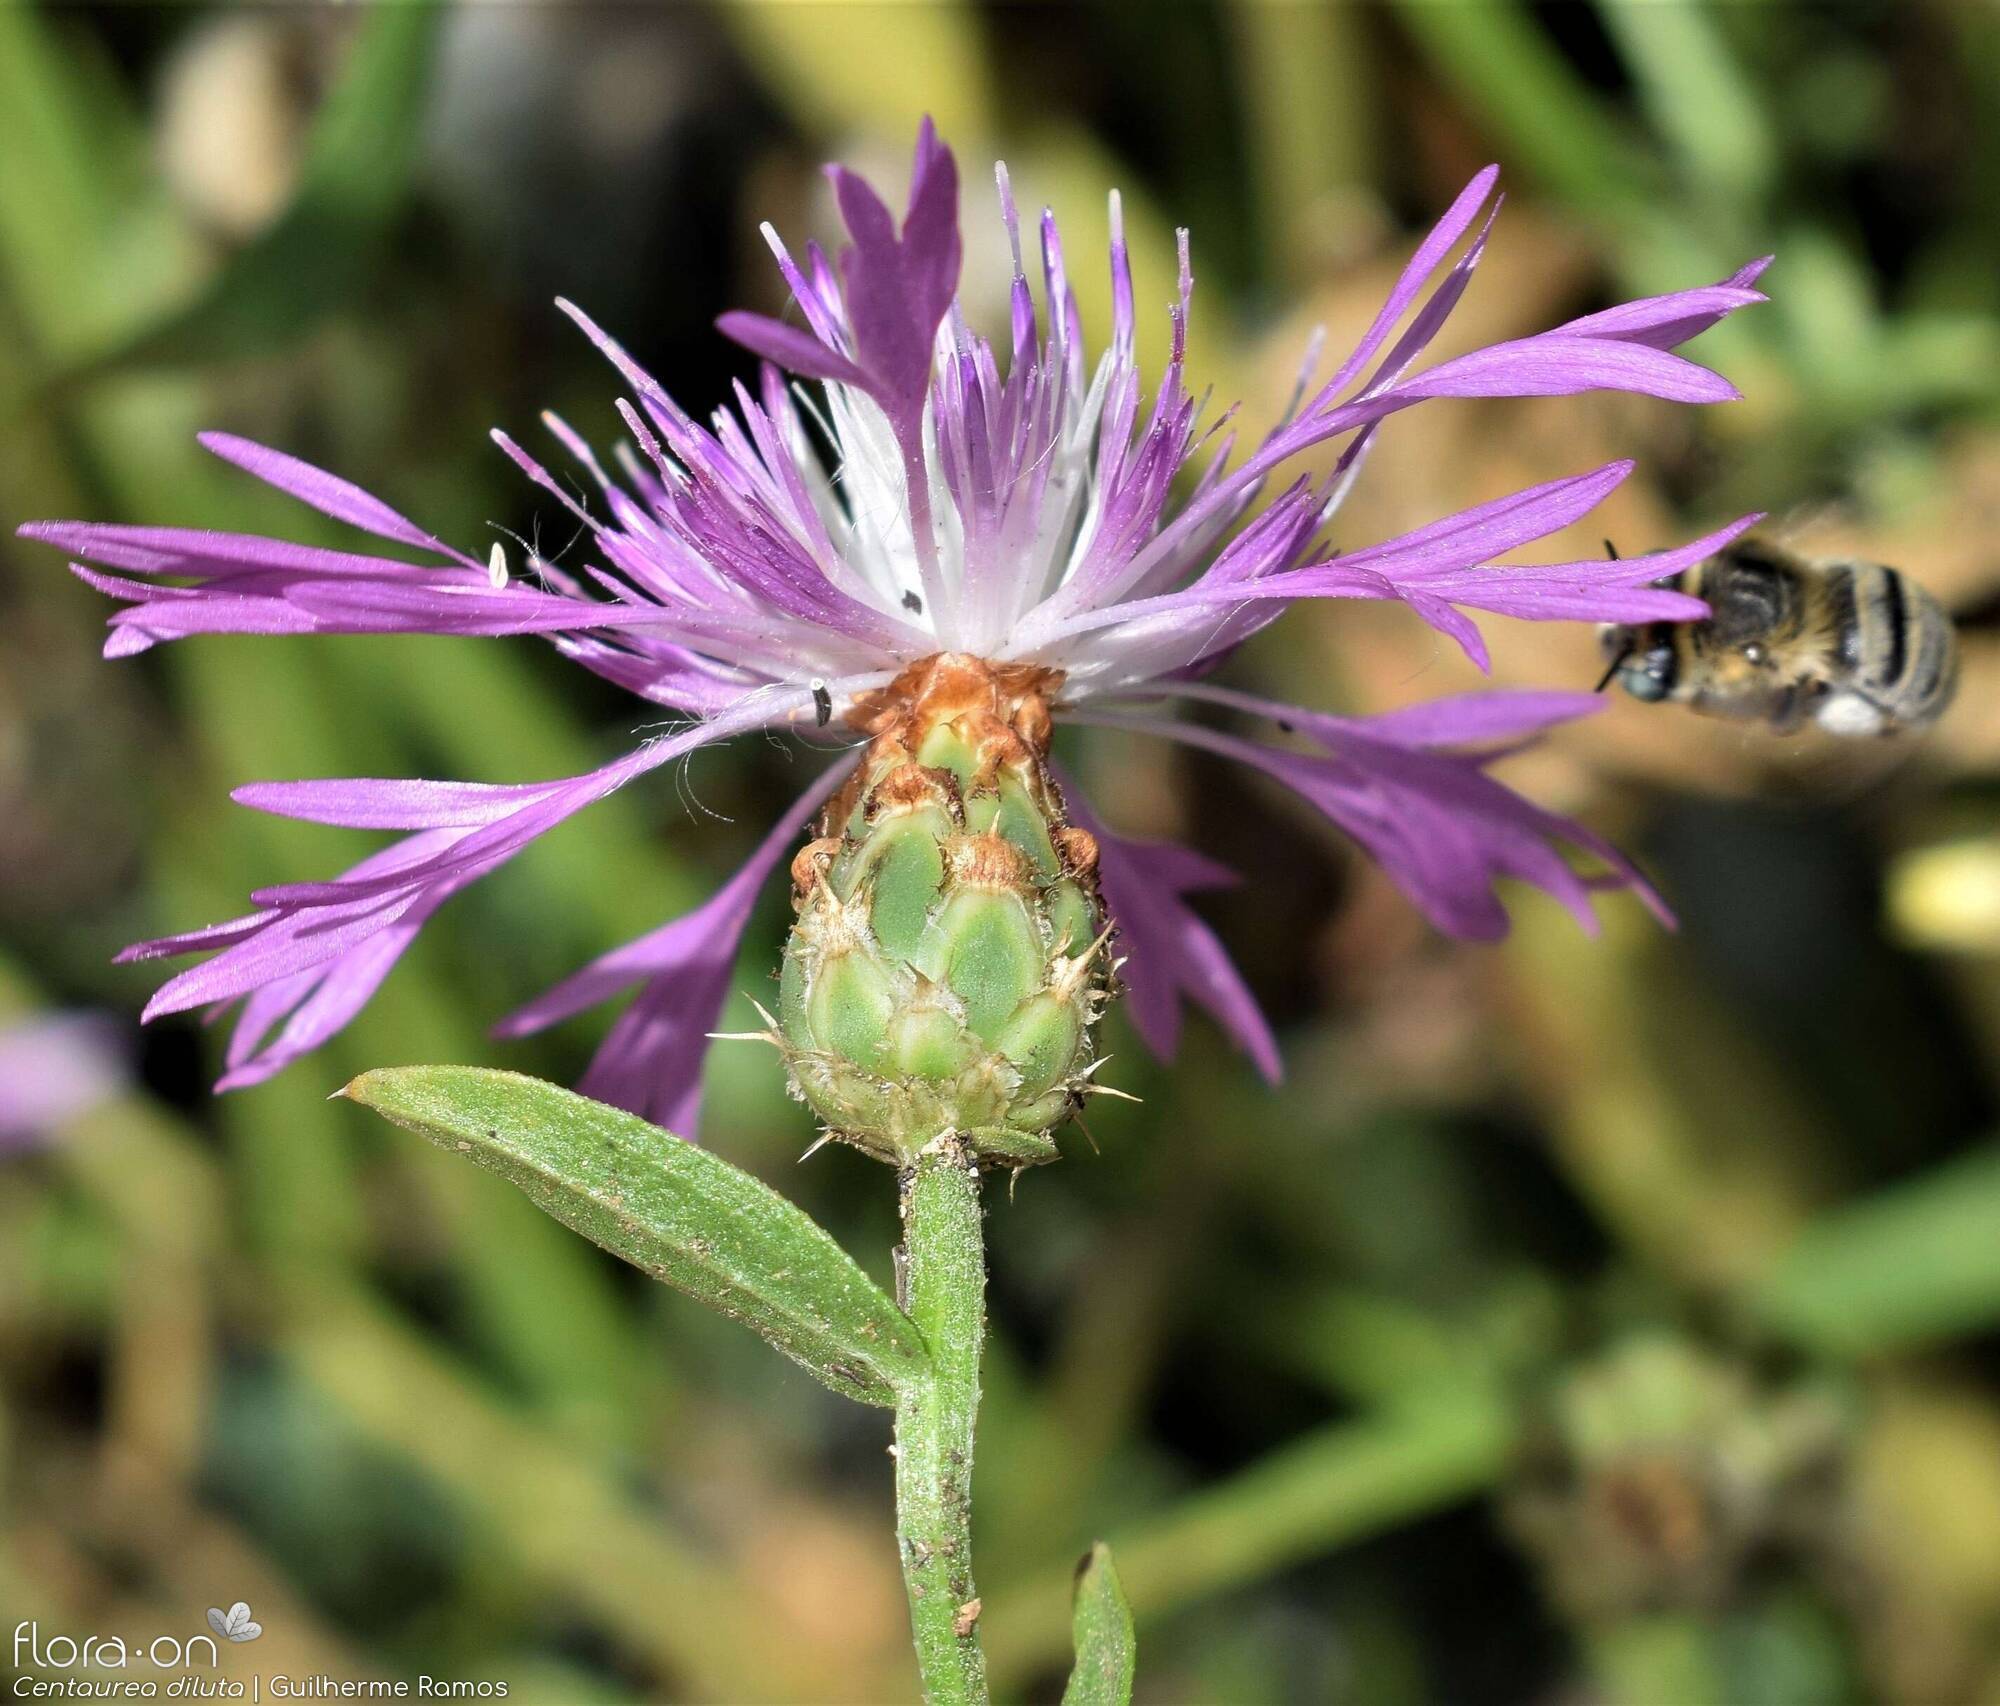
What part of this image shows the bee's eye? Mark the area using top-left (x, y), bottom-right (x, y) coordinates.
top-left (1621, 670), bottom-right (1670, 703)
top-left (1743, 642), bottom-right (1768, 666)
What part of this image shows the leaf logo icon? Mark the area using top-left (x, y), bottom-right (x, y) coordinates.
top-left (206, 1603), bottom-right (263, 1643)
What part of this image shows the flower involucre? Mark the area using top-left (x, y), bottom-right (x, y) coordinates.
top-left (778, 654), bottom-right (1109, 1167)
top-left (20, 121), bottom-right (1768, 1156)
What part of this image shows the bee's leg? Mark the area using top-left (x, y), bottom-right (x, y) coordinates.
top-left (1768, 683), bottom-right (1825, 735)
top-left (1594, 637), bottom-right (1635, 694)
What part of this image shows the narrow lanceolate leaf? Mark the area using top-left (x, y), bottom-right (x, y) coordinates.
top-left (1061, 1543), bottom-right (1136, 1706)
top-left (341, 1067), bottom-right (928, 1406)
top-left (1755, 1145), bottom-right (2000, 1357)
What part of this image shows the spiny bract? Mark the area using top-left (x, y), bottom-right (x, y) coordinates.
top-left (778, 655), bottom-right (1111, 1167)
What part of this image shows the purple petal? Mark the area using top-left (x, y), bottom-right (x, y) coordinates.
top-left (573, 969), bottom-right (735, 1138)
top-left (1347, 690), bottom-right (1605, 748)
top-left (198, 432), bottom-right (467, 559)
top-left (1171, 682), bottom-right (1607, 751)
top-left (715, 312), bottom-right (870, 389)
top-left (23, 520), bottom-right (451, 580)
top-left (1558, 283), bottom-right (1768, 351)
top-left (144, 883), bottom-right (430, 1020)
top-left (1332, 462), bottom-right (1635, 580)
top-left (1073, 713), bottom-right (1668, 943)
top-left (1402, 591), bottom-right (1493, 670)
top-left (1401, 336), bottom-right (1742, 404)
top-left (1061, 780), bottom-right (1281, 1082)
top-left (212, 892), bottom-right (448, 1092)
top-left (899, 117), bottom-right (964, 350)
top-left (498, 758), bottom-right (854, 1136)
top-left (104, 626), bottom-right (158, 658)
top-left (128, 689), bottom-right (813, 1088)
top-left (1557, 258), bottom-right (1772, 350)
top-left (104, 592), bottom-right (326, 642)
top-left (243, 742), bottom-right (668, 910)
top-left (1313, 166), bottom-right (1501, 404)
top-left (232, 776), bottom-right (571, 830)
top-left (120, 910), bottom-right (279, 964)
top-left (1055, 263), bottom-right (1755, 619)
top-left (283, 579), bottom-right (654, 637)
top-left (1426, 514), bottom-right (1761, 622)
top-left (1044, 503), bottom-right (1755, 679)
top-left (1437, 583), bottom-right (1709, 626)
top-left (826, 121), bottom-right (963, 430)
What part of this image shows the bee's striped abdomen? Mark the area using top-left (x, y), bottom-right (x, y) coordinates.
top-left (1846, 562), bottom-right (1957, 729)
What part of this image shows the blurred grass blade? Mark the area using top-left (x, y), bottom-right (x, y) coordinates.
top-left (88, 0), bottom-right (446, 370)
top-left (1597, 0), bottom-right (1776, 209)
top-left (1389, 0), bottom-right (1655, 218)
top-left (1228, 0), bottom-right (1373, 288)
top-left (986, 1390), bottom-right (1514, 1687)
top-left (341, 1067), bottom-right (929, 1406)
top-left (1772, 224), bottom-right (1882, 414)
top-left (0, 1), bottom-right (201, 358)
top-left (1061, 1542), bottom-right (1136, 1706)
top-left (288, 1287), bottom-right (844, 1702)
top-left (719, 0), bottom-right (992, 144)
top-left (1756, 1145), bottom-right (2000, 1357)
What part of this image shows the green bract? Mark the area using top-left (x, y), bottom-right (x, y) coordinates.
top-left (777, 655), bottom-right (1112, 1168)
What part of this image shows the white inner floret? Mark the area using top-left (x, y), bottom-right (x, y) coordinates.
top-left (790, 324), bottom-right (1122, 661)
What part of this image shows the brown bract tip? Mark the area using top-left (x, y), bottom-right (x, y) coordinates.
top-left (790, 836), bottom-right (841, 897)
top-left (1055, 826), bottom-right (1099, 877)
top-left (1012, 693), bottom-right (1054, 753)
top-left (868, 761), bottom-right (955, 819)
top-left (847, 652), bottom-right (1064, 757)
top-left (946, 831), bottom-right (1031, 891)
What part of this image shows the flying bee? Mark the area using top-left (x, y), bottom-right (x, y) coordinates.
top-left (1598, 537), bottom-right (1959, 737)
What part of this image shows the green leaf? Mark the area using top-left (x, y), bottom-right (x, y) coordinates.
top-left (341, 1067), bottom-right (929, 1406)
top-left (1062, 1543), bottom-right (1136, 1706)
top-left (1755, 1145), bottom-right (2000, 1357)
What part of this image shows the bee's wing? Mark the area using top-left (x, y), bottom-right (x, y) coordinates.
top-left (1756, 722), bottom-right (1930, 807)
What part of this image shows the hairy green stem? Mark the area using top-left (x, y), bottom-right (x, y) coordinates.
top-left (894, 1138), bottom-right (989, 1704)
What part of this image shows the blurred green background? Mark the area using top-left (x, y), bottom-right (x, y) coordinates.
top-left (5, 2), bottom-right (2000, 1701)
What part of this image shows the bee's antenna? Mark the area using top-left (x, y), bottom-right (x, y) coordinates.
top-left (1593, 539), bottom-right (1630, 692)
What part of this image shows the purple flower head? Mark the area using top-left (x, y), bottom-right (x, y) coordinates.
top-left (20, 125), bottom-right (1768, 1128)
top-left (0, 1013), bottom-right (129, 1151)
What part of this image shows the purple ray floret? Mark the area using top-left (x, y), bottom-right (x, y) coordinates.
top-left (19, 122), bottom-right (1769, 1126)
